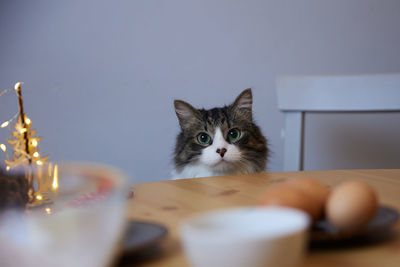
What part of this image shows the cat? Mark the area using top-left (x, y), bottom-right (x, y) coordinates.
top-left (172, 88), bottom-right (268, 179)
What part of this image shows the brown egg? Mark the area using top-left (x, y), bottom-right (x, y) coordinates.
top-left (286, 178), bottom-right (330, 220)
top-left (326, 180), bottom-right (378, 232)
top-left (259, 183), bottom-right (320, 221)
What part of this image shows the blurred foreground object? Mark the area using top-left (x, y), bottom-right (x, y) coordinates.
top-left (180, 207), bottom-right (310, 267)
top-left (0, 162), bottom-right (129, 267)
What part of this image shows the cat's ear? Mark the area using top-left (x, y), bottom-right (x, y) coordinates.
top-left (231, 88), bottom-right (253, 120)
top-left (174, 100), bottom-right (200, 128)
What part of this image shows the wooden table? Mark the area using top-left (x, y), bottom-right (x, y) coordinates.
top-left (126, 170), bottom-right (400, 267)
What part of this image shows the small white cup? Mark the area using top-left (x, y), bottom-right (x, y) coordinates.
top-left (180, 207), bottom-right (310, 267)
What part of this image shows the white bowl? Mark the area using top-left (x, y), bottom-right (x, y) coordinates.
top-left (180, 207), bottom-right (310, 267)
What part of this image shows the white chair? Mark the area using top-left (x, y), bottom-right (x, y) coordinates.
top-left (277, 73), bottom-right (400, 171)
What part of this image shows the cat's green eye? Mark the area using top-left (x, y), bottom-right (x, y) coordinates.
top-left (228, 128), bottom-right (241, 142)
top-left (197, 133), bottom-right (211, 145)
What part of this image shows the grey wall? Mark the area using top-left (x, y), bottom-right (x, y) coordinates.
top-left (1, 0), bottom-right (400, 183)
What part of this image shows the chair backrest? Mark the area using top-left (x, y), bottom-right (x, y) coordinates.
top-left (276, 73), bottom-right (400, 171)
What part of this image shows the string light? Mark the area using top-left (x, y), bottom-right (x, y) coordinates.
top-left (1, 112), bottom-right (18, 129)
top-left (52, 164), bottom-right (59, 190)
top-left (1, 143), bottom-right (10, 163)
top-left (0, 87), bottom-right (17, 128)
top-left (0, 87), bottom-right (11, 97)
top-left (1, 121), bottom-right (9, 128)
top-left (14, 82), bottom-right (22, 91)
top-left (0, 85), bottom-right (19, 139)
top-left (1, 82), bottom-right (53, 206)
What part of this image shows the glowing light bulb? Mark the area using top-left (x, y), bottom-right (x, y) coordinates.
top-left (1, 121), bottom-right (9, 128)
top-left (36, 160), bottom-right (43, 165)
top-left (14, 82), bottom-right (21, 91)
top-left (31, 139), bottom-right (38, 147)
top-left (45, 208), bottom-right (52, 215)
top-left (36, 195), bottom-right (43, 200)
top-left (52, 165), bottom-right (59, 190)
top-left (25, 117), bottom-right (31, 125)
top-left (0, 144), bottom-right (6, 152)
top-left (6, 166), bottom-right (10, 171)
top-left (33, 152), bottom-right (40, 157)
top-left (20, 128), bottom-right (27, 134)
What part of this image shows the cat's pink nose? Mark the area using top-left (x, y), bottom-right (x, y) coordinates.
top-left (216, 148), bottom-right (227, 157)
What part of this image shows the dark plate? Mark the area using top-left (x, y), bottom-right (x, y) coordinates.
top-left (311, 205), bottom-right (399, 243)
top-left (122, 221), bottom-right (168, 255)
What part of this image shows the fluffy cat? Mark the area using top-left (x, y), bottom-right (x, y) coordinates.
top-left (172, 88), bottom-right (268, 179)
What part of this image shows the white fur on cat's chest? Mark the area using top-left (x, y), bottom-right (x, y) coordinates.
top-left (171, 164), bottom-right (255, 180)
top-left (171, 165), bottom-right (218, 180)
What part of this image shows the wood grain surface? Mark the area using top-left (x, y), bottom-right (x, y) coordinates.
top-left (125, 170), bottom-right (400, 267)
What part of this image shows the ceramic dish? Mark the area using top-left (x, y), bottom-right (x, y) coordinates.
top-left (122, 221), bottom-right (168, 255)
top-left (311, 205), bottom-right (399, 243)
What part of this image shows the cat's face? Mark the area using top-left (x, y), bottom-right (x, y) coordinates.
top-left (174, 89), bottom-right (267, 176)
top-left (198, 126), bottom-right (242, 173)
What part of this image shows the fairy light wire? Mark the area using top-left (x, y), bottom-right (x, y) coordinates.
top-left (1, 112), bottom-right (19, 129)
top-left (1, 83), bottom-right (24, 128)
top-left (0, 85), bottom-right (20, 127)
top-left (1, 86), bottom-right (18, 129)
top-left (0, 88), bottom-right (12, 97)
